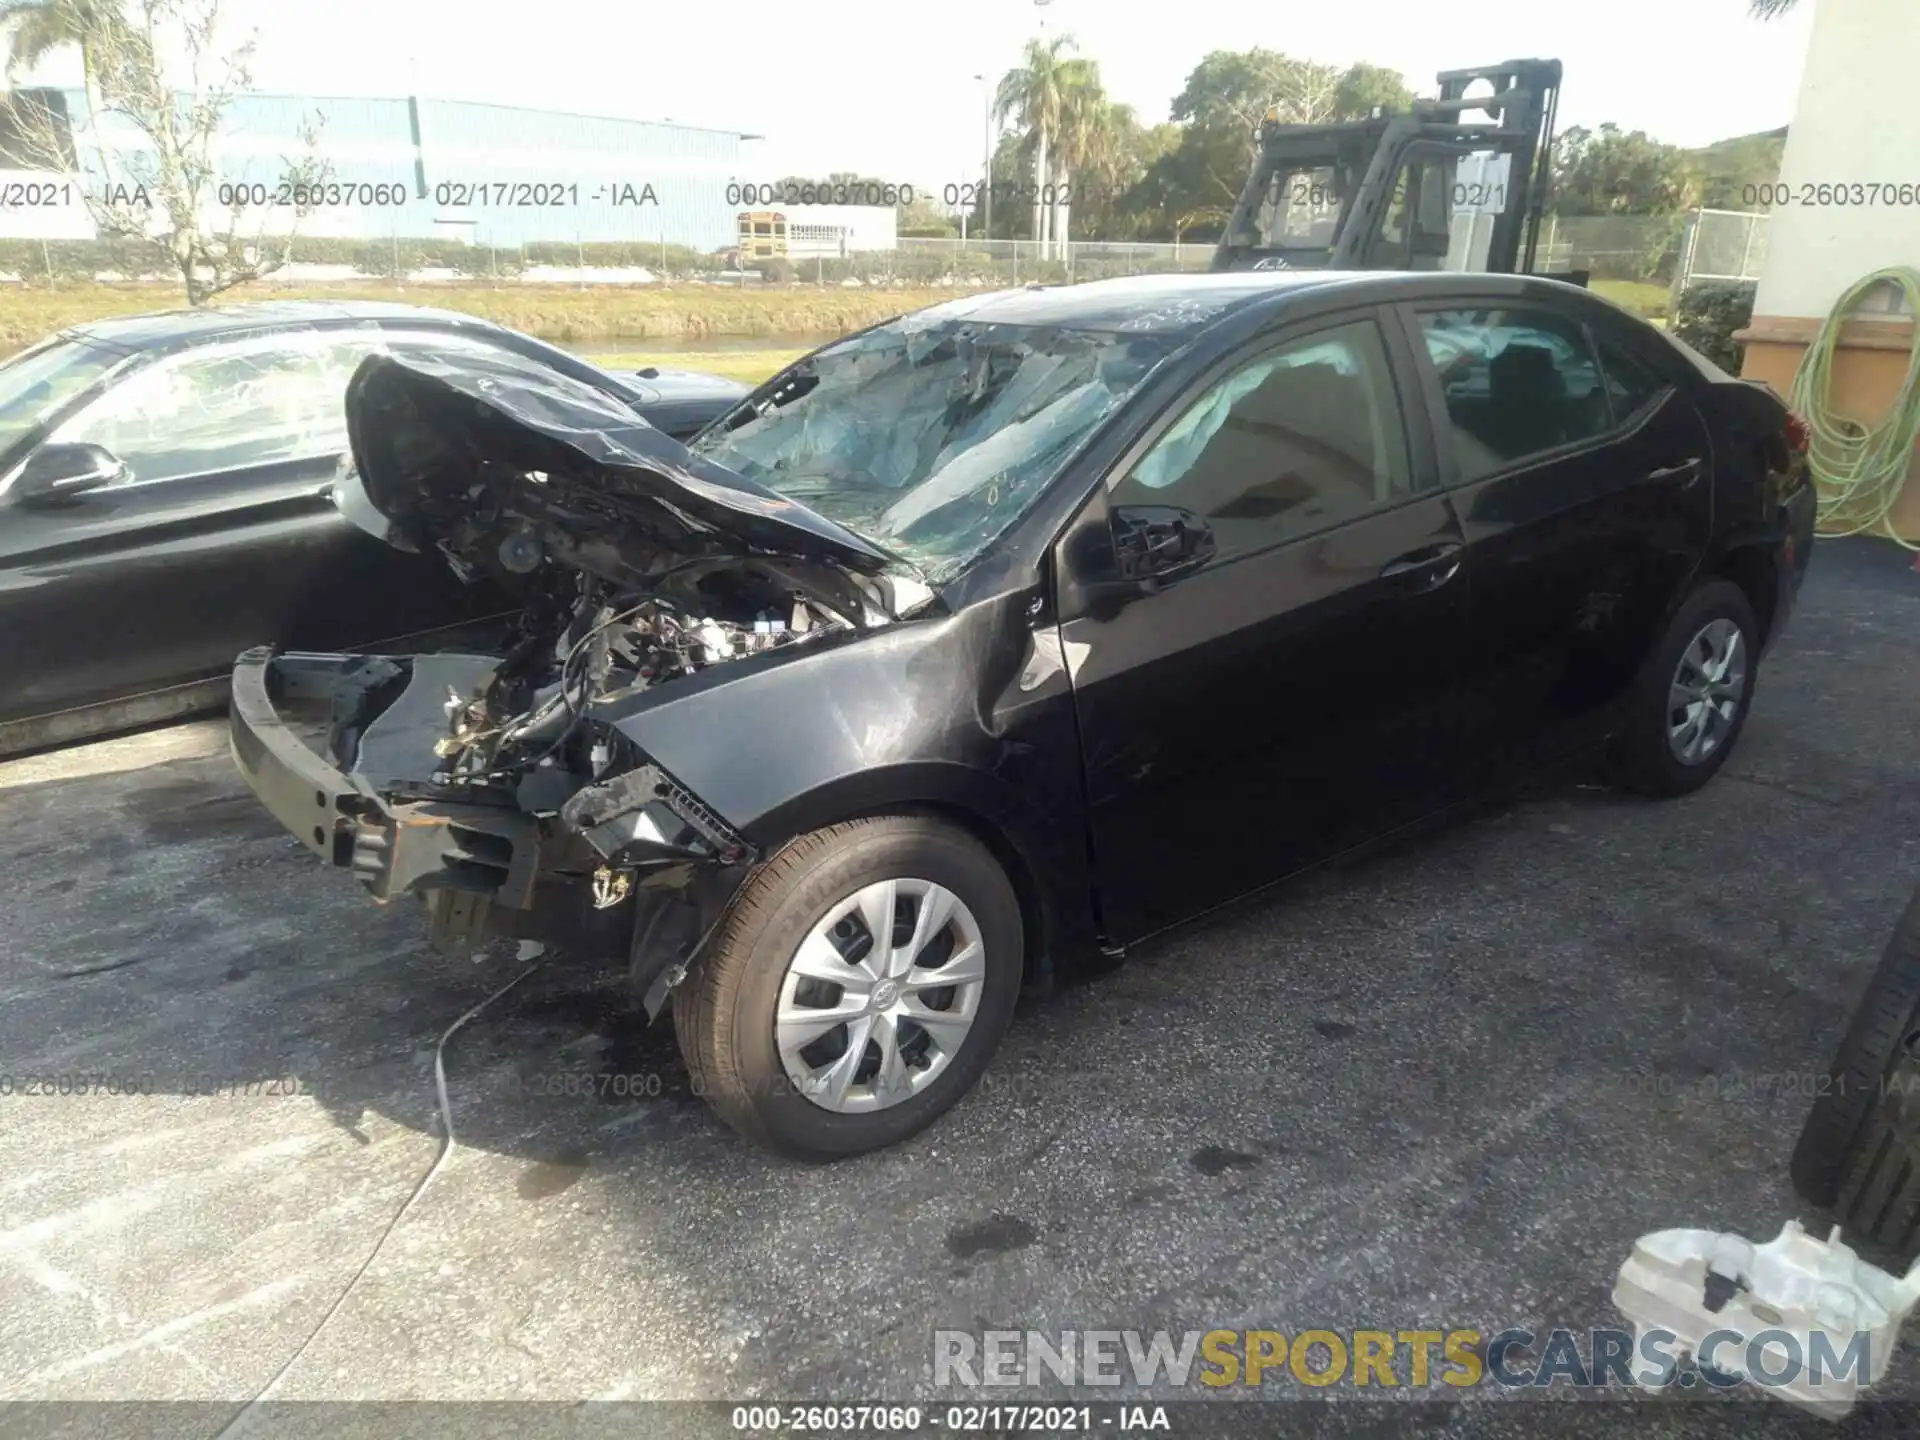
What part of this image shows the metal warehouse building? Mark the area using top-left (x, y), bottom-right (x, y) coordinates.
top-left (0, 89), bottom-right (758, 251)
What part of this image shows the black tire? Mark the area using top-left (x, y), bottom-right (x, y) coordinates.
top-left (1790, 887), bottom-right (1920, 1253)
top-left (673, 814), bottom-right (1023, 1160)
top-left (1614, 578), bottom-right (1759, 797)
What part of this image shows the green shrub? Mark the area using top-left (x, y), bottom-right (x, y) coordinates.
top-left (0, 237), bottom-right (161, 280)
top-left (0, 234), bottom-right (710, 282)
top-left (1673, 279), bottom-right (1757, 373)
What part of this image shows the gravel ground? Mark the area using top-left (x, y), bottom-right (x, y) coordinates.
top-left (1, 537), bottom-right (1917, 1440)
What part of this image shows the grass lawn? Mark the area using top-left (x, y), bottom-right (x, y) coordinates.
top-left (0, 281), bottom-right (969, 354)
top-left (1590, 279), bottom-right (1671, 320)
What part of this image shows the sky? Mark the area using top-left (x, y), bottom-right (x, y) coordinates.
top-left (19, 0), bottom-right (1818, 187)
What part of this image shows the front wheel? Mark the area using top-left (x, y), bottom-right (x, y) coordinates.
top-left (673, 814), bottom-right (1023, 1160)
top-left (1614, 579), bottom-right (1759, 798)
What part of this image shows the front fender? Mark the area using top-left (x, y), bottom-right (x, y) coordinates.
top-left (598, 595), bottom-right (1102, 966)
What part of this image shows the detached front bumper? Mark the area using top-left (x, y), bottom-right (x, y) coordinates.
top-left (228, 646), bottom-right (546, 941)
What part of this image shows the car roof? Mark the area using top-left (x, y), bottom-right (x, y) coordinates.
top-left (898, 269), bottom-right (1615, 338)
top-left (57, 299), bottom-right (510, 353)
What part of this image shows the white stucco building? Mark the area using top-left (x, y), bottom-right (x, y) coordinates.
top-left (1739, 0), bottom-right (1920, 539)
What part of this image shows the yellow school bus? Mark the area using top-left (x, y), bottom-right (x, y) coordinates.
top-left (738, 210), bottom-right (789, 260)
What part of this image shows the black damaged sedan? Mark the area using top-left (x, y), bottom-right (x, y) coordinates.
top-left (231, 271), bottom-right (1818, 1159)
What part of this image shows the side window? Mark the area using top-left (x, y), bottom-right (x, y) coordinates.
top-left (1417, 307), bottom-right (1613, 482)
top-left (1108, 318), bottom-right (1413, 562)
top-left (50, 337), bottom-right (368, 486)
top-left (1593, 332), bottom-right (1669, 424)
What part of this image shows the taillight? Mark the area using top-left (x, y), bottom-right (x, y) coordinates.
top-left (1784, 412), bottom-right (1810, 455)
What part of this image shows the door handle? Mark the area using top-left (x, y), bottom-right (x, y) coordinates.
top-left (1380, 541), bottom-right (1464, 586)
top-left (1647, 458), bottom-right (1703, 486)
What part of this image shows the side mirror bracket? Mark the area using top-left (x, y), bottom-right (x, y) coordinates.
top-left (10, 443), bottom-right (127, 508)
top-left (1112, 504), bottom-right (1216, 583)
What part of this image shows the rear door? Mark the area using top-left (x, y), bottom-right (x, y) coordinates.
top-left (1395, 298), bottom-right (1714, 782)
top-left (1055, 307), bottom-right (1475, 943)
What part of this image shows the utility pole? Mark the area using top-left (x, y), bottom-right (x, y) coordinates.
top-left (976, 73), bottom-right (992, 246)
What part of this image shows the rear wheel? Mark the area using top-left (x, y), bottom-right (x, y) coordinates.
top-left (1614, 579), bottom-right (1758, 797)
top-left (673, 814), bottom-right (1023, 1160)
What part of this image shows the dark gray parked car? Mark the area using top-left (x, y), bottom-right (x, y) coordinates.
top-left (0, 300), bottom-right (747, 755)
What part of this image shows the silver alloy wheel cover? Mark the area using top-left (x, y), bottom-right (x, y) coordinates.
top-left (774, 877), bottom-right (987, 1114)
top-left (1667, 616), bottom-right (1748, 765)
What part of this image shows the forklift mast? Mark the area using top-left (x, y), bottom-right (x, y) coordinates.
top-left (1210, 58), bottom-right (1565, 278)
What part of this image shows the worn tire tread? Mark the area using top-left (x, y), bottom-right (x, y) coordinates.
top-left (1791, 887), bottom-right (1920, 1214)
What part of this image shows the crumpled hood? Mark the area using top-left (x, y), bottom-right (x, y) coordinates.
top-left (341, 347), bottom-right (902, 577)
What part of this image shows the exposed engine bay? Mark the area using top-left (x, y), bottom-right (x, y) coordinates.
top-left (425, 571), bottom-right (849, 805)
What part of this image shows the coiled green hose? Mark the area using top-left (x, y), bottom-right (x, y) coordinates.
top-left (1789, 266), bottom-right (1920, 549)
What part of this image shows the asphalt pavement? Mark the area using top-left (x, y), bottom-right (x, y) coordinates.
top-left (2, 537), bottom-right (1918, 1440)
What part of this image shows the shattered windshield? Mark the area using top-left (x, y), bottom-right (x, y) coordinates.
top-left (688, 318), bottom-right (1175, 582)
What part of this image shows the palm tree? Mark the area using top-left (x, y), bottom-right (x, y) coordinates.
top-left (0, 0), bottom-right (127, 169)
top-left (1053, 79), bottom-right (1133, 254)
top-left (0, 0), bottom-right (121, 86)
top-left (995, 34), bottom-right (1083, 259)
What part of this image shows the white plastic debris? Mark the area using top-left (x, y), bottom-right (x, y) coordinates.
top-left (1613, 1219), bottom-right (1920, 1419)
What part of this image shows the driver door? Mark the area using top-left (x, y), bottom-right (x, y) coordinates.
top-left (1054, 310), bottom-right (1474, 943)
top-left (0, 331), bottom-right (391, 724)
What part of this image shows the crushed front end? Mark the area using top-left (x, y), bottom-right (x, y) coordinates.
top-left (228, 346), bottom-right (929, 1012)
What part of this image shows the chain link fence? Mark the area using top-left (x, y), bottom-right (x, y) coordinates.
top-left (1669, 207), bottom-right (1771, 306)
top-left (356, 223), bottom-right (1699, 291)
top-left (1535, 214), bottom-right (1692, 287)
top-left (224, 235), bottom-right (1218, 290)
top-left (0, 203), bottom-right (1758, 311)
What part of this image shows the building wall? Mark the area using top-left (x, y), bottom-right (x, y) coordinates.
top-left (1750, 0), bottom-right (1920, 320)
top-left (1742, 0), bottom-right (1920, 540)
top-left (413, 99), bottom-right (747, 249)
top-left (21, 91), bottom-right (752, 251)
